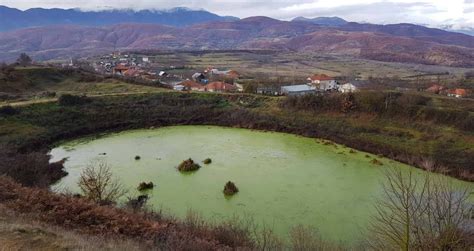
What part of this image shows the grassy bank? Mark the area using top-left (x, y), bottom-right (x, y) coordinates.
top-left (0, 91), bottom-right (472, 185)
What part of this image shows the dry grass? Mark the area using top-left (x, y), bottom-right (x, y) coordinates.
top-left (0, 176), bottom-right (252, 250)
top-left (0, 205), bottom-right (146, 251)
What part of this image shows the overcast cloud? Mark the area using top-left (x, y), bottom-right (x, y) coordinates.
top-left (1, 0), bottom-right (472, 28)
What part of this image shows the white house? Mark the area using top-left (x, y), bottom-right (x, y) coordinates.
top-left (307, 74), bottom-right (338, 91)
top-left (338, 83), bottom-right (358, 93)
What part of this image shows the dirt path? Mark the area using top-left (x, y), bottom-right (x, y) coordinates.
top-left (0, 91), bottom-right (165, 108)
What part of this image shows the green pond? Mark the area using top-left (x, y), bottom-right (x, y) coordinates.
top-left (49, 126), bottom-right (472, 244)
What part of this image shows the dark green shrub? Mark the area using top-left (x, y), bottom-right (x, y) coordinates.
top-left (203, 158), bottom-right (212, 164)
top-left (58, 94), bottom-right (91, 106)
top-left (126, 194), bottom-right (149, 210)
top-left (0, 105), bottom-right (18, 116)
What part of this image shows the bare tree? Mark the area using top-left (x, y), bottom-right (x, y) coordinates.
top-left (78, 161), bottom-right (127, 205)
top-left (16, 53), bottom-right (32, 67)
top-left (369, 169), bottom-right (473, 250)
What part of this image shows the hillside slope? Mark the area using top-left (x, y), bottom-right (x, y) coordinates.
top-left (0, 18), bottom-right (473, 67)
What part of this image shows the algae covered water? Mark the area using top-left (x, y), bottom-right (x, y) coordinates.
top-left (50, 126), bottom-right (472, 244)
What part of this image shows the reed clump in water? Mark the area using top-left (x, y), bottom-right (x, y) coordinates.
top-left (178, 158), bottom-right (201, 172)
top-left (223, 181), bottom-right (239, 196)
top-left (137, 182), bottom-right (154, 191)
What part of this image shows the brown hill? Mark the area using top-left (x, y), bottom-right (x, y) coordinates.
top-left (0, 18), bottom-right (473, 67)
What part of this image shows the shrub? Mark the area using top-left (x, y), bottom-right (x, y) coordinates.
top-left (0, 105), bottom-right (18, 116)
top-left (370, 159), bottom-right (384, 166)
top-left (137, 182), bottom-right (154, 191)
top-left (223, 181), bottom-right (239, 196)
top-left (0, 149), bottom-right (67, 187)
top-left (203, 158), bottom-right (212, 164)
top-left (126, 194), bottom-right (149, 211)
top-left (135, 155), bottom-right (141, 160)
top-left (58, 94), bottom-right (91, 106)
top-left (177, 158), bottom-right (201, 172)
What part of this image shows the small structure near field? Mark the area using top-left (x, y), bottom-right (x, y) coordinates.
top-left (281, 84), bottom-right (317, 96)
top-left (339, 83), bottom-right (358, 93)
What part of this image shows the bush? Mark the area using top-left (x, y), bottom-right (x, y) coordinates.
top-left (0, 105), bottom-right (18, 116)
top-left (0, 149), bottom-right (67, 187)
top-left (178, 158), bottom-right (201, 172)
top-left (135, 155), bottom-right (141, 160)
top-left (223, 181), bottom-right (239, 196)
top-left (137, 182), bottom-right (154, 191)
top-left (126, 194), bottom-right (149, 211)
top-left (58, 94), bottom-right (91, 106)
top-left (203, 158), bottom-right (212, 164)
top-left (370, 159), bottom-right (383, 166)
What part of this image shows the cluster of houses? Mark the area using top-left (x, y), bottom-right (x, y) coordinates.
top-left (90, 52), bottom-right (163, 82)
top-left (172, 67), bottom-right (243, 92)
top-left (426, 84), bottom-right (469, 98)
top-left (258, 74), bottom-right (358, 96)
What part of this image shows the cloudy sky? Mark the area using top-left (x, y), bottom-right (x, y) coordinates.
top-left (1, 0), bottom-right (473, 28)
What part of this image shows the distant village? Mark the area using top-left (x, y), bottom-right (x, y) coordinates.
top-left (80, 52), bottom-right (470, 98)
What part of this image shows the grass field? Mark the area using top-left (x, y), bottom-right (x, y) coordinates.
top-left (0, 67), bottom-right (168, 105)
top-left (125, 51), bottom-right (471, 82)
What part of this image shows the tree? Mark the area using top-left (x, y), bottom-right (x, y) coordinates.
top-left (368, 169), bottom-right (472, 250)
top-left (78, 161), bottom-right (127, 205)
top-left (341, 93), bottom-right (356, 113)
top-left (16, 53), bottom-right (32, 67)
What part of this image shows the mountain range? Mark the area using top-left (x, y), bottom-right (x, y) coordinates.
top-left (0, 5), bottom-right (238, 31)
top-left (0, 6), bottom-right (473, 67)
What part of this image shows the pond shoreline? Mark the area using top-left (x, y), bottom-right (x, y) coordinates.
top-left (50, 125), bottom-right (473, 244)
top-left (2, 93), bottom-right (472, 187)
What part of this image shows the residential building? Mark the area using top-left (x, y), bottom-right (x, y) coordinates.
top-left (339, 83), bottom-right (358, 93)
top-left (307, 74), bottom-right (338, 91)
top-left (281, 84), bottom-right (317, 96)
top-left (256, 86), bottom-right (281, 95)
top-left (447, 88), bottom-right (468, 98)
top-left (173, 85), bottom-right (185, 91)
top-left (113, 64), bottom-right (129, 75)
top-left (180, 80), bottom-right (204, 91)
top-left (192, 72), bottom-right (207, 83)
top-left (203, 82), bottom-right (237, 93)
top-left (426, 84), bottom-right (445, 94)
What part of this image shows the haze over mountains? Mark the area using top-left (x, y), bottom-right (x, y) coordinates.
top-left (0, 5), bottom-right (473, 67)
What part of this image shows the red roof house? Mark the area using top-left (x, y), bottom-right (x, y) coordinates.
top-left (113, 64), bottom-right (129, 75)
top-left (426, 84), bottom-right (445, 94)
top-left (308, 74), bottom-right (334, 82)
top-left (447, 88), bottom-right (468, 98)
top-left (180, 80), bottom-right (204, 91)
top-left (203, 82), bottom-right (237, 92)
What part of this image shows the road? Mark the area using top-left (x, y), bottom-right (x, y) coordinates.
top-left (0, 91), bottom-right (167, 108)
